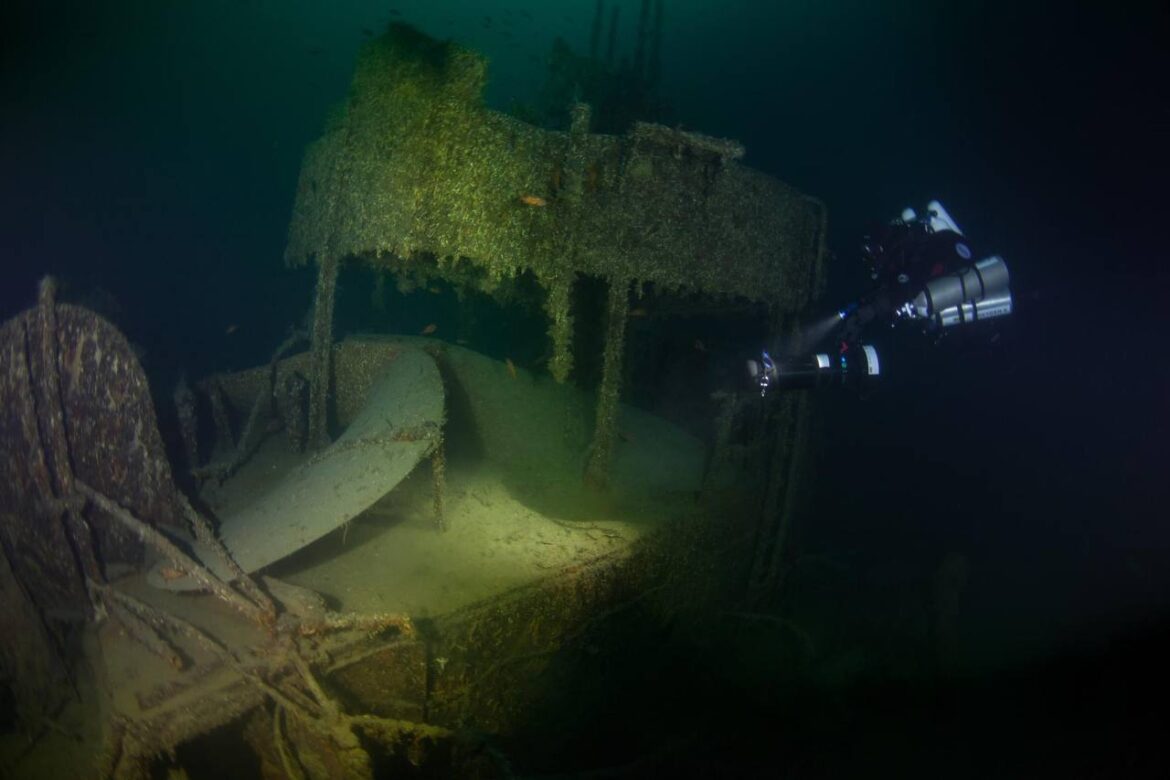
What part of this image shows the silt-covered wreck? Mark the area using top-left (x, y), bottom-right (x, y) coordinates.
top-left (0, 24), bottom-right (825, 778)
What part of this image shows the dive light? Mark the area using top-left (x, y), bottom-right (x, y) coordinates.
top-left (748, 343), bottom-right (880, 398)
top-left (748, 200), bottom-right (1013, 398)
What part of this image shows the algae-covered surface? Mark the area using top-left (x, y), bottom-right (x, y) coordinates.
top-left (285, 24), bottom-right (826, 390)
top-left (285, 24), bottom-right (825, 305)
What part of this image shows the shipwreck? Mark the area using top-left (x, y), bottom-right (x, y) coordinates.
top-left (0, 23), bottom-right (824, 778)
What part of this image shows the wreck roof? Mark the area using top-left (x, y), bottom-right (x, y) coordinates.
top-left (284, 24), bottom-right (826, 309)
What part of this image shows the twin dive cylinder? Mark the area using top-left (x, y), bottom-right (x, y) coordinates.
top-left (899, 255), bottom-right (1013, 328)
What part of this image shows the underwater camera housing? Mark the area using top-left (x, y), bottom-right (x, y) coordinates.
top-left (750, 200), bottom-right (1013, 398)
top-left (747, 342), bottom-right (880, 397)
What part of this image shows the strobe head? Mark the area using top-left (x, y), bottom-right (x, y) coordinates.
top-left (748, 343), bottom-right (881, 397)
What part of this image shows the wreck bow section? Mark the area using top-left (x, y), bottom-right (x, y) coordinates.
top-left (284, 23), bottom-right (827, 480)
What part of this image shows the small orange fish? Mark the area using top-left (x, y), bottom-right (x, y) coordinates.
top-left (519, 194), bottom-right (547, 207)
top-left (420, 323), bottom-right (438, 335)
top-left (505, 358), bottom-right (517, 379)
top-left (158, 565), bottom-right (186, 582)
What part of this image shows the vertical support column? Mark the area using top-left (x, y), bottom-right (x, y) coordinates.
top-left (543, 273), bottom-right (576, 384)
top-left (562, 102), bottom-right (592, 207)
top-left (542, 103), bottom-right (589, 386)
top-left (589, 0), bottom-right (604, 62)
top-left (584, 277), bottom-right (630, 490)
top-left (648, 0), bottom-right (664, 89)
top-left (308, 255), bottom-right (340, 449)
top-left (633, 0), bottom-right (650, 78)
top-left (746, 389), bottom-right (811, 605)
top-left (431, 441), bottom-right (447, 532)
top-left (605, 6), bottom-right (620, 69)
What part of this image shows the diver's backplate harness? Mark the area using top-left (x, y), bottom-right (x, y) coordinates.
top-left (748, 200), bottom-right (1013, 396)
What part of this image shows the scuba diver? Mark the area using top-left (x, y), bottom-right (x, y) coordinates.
top-left (748, 200), bottom-right (1013, 397)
